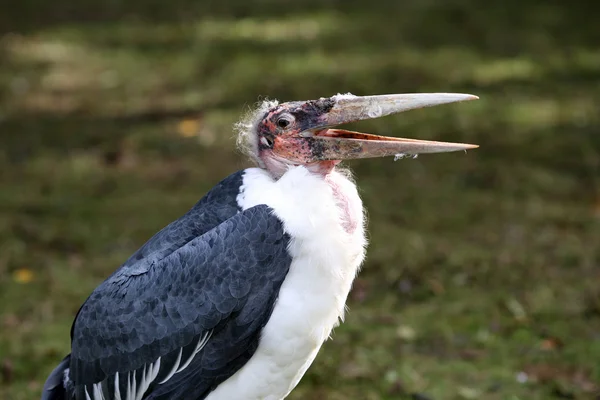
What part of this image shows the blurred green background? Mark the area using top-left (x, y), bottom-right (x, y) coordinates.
top-left (1, 1), bottom-right (599, 399)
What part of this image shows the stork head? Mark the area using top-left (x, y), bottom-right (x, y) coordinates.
top-left (237, 93), bottom-right (479, 178)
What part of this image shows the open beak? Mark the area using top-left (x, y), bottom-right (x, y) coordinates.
top-left (282, 93), bottom-right (479, 162)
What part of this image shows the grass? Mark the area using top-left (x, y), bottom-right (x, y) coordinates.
top-left (1, 1), bottom-right (599, 399)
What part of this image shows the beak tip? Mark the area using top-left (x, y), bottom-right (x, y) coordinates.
top-left (450, 93), bottom-right (479, 102)
top-left (459, 143), bottom-right (479, 151)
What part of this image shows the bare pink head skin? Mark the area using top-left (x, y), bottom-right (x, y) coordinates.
top-left (246, 93), bottom-right (479, 178)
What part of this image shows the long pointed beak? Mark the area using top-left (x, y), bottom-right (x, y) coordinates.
top-left (303, 93), bottom-right (479, 161)
top-left (322, 93), bottom-right (478, 126)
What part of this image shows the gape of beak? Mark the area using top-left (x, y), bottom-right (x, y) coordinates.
top-left (253, 93), bottom-right (479, 177)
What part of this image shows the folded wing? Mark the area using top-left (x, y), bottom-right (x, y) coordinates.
top-left (69, 203), bottom-right (292, 400)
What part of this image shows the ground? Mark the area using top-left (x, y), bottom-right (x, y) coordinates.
top-left (0, 1), bottom-right (599, 399)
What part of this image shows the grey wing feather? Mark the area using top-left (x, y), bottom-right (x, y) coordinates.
top-left (68, 203), bottom-right (292, 400)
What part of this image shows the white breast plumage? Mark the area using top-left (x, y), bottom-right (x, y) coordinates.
top-left (206, 166), bottom-right (367, 400)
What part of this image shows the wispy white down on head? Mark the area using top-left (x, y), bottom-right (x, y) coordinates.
top-left (234, 99), bottom-right (279, 168)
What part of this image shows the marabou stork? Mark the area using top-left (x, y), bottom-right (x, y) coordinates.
top-left (42, 92), bottom-right (478, 400)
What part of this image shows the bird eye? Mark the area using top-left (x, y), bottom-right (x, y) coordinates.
top-left (260, 136), bottom-right (274, 148)
top-left (277, 118), bottom-right (290, 129)
top-left (276, 114), bottom-right (293, 129)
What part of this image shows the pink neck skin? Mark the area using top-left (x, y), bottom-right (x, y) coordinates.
top-left (263, 155), bottom-right (341, 178)
top-left (325, 173), bottom-right (359, 234)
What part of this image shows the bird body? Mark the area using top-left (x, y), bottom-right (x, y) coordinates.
top-left (43, 92), bottom-right (477, 400)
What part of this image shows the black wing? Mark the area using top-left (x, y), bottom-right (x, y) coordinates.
top-left (115, 171), bottom-right (244, 277)
top-left (69, 203), bottom-right (292, 400)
